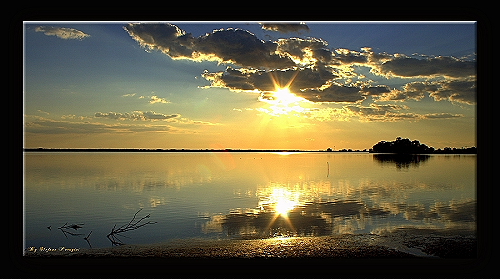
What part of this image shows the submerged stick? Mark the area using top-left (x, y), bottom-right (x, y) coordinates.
top-left (107, 209), bottom-right (157, 246)
top-left (84, 230), bottom-right (93, 248)
top-left (57, 222), bottom-right (85, 238)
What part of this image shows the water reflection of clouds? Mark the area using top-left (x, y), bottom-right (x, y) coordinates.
top-left (25, 153), bottom-right (476, 248)
top-left (202, 181), bottom-right (476, 239)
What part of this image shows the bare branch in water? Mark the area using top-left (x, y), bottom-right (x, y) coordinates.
top-left (84, 230), bottom-right (93, 248)
top-left (58, 223), bottom-right (85, 238)
top-left (107, 209), bottom-right (157, 246)
top-left (58, 223), bottom-right (84, 230)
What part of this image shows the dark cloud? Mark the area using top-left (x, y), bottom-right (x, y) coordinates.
top-left (331, 48), bottom-right (370, 65)
top-left (399, 81), bottom-right (438, 100)
top-left (276, 38), bottom-right (332, 65)
top-left (373, 82), bottom-right (434, 102)
top-left (379, 79), bottom-right (476, 104)
top-left (429, 79), bottom-right (476, 104)
top-left (259, 23), bottom-right (310, 33)
top-left (361, 85), bottom-right (392, 96)
top-left (94, 111), bottom-right (179, 121)
top-left (297, 84), bottom-right (365, 103)
top-left (124, 23), bottom-right (195, 59)
top-left (346, 104), bottom-right (408, 117)
top-left (258, 67), bottom-right (337, 93)
top-left (124, 24), bottom-right (294, 69)
top-left (203, 66), bottom-right (337, 96)
top-left (374, 56), bottom-right (476, 78)
top-left (195, 28), bottom-right (295, 69)
top-left (344, 104), bottom-right (463, 122)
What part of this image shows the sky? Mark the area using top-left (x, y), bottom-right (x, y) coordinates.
top-left (23, 21), bottom-right (476, 150)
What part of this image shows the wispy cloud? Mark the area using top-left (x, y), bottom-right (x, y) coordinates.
top-left (25, 112), bottom-right (219, 135)
top-left (259, 23), bottom-right (310, 33)
top-left (94, 111), bottom-right (179, 121)
top-left (344, 104), bottom-right (464, 122)
top-left (93, 111), bottom-right (220, 125)
top-left (25, 115), bottom-right (172, 134)
top-left (147, 95), bottom-right (170, 104)
top-left (35, 26), bottom-right (90, 40)
top-left (124, 93), bottom-right (170, 104)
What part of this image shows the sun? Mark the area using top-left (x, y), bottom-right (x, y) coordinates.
top-left (270, 87), bottom-right (306, 107)
top-left (259, 87), bottom-right (309, 116)
top-left (273, 87), bottom-right (300, 105)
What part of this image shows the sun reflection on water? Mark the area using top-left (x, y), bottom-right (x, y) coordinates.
top-left (259, 187), bottom-right (301, 216)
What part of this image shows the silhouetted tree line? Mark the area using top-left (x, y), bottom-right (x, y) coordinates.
top-left (432, 146), bottom-right (477, 154)
top-left (369, 137), bottom-right (476, 154)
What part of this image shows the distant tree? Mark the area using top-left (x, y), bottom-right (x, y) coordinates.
top-left (326, 147), bottom-right (333, 152)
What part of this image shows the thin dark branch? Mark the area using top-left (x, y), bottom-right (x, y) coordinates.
top-left (58, 228), bottom-right (84, 237)
top-left (84, 231), bottom-right (93, 248)
top-left (58, 223), bottom-right (84, 230)
top-left (107, 209), bottom-right (157, 246)
top-left (83, 230), bottom-right (92, 240)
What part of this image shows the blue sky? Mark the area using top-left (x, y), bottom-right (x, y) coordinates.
top-left (24, 21), bottom-right (476, 150)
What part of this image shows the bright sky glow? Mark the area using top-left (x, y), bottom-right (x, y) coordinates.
top-left (23, 21), bottom-right (476, 150)
top-left (258, 87), bottom-right (310, 116)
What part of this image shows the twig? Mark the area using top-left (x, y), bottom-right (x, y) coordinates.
top-left (58, 223), bottom-right (84, 230)
top-left (57, 222), bottom-right (85, 238)
top-left (107, 209), bottom-right (157, 246)
top-left (84, 230), bottom-right (92, 240)
top-left (84, 231), bottom-right (93, 248)
top-left (58, 228), bottom-right (84, 238)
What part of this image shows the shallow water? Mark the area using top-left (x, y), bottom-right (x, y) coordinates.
top-left (24, 152), bottom-right (475, 249)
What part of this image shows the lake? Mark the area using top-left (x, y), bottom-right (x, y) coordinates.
top-left (24, 152), bottom-right (476, 250)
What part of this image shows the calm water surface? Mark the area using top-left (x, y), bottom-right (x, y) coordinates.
top-left (24, 152), bottom-right (476, 249)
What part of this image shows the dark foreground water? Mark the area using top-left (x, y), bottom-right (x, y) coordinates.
top-left (24, 152), bottom-right (475, 250)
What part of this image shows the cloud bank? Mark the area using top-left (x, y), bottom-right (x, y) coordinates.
top-left (124, 23), bottom-right (475, 122)
top-left (35, 26), bottom-right (90, 40)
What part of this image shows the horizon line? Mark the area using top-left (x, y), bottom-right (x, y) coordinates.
top-left (23, 147), bottom-right (367, 152)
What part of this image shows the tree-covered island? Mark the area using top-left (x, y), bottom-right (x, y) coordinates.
top-left (369, 137), bottom-right (476, 154)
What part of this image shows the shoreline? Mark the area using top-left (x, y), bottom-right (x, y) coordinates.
top-left (23, 148), bottom-right (476, 154)
top-left (24, 232), bottom-right (477, 259)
